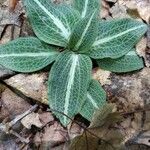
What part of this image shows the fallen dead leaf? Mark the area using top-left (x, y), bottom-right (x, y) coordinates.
top-left (92, 68), bottom-right (111, 85)
top-left (136, 37), bottom-right (147, 57)
top-left (110, 2), bottom-right (130, 18)
top-left (9, 0), bottom-right (19, 11)
top-left (34, 122), bottom-right (68, 148)
top-left (5, 73), bottom-right (49, 105)
top-left (0, 25), bottom-right (21, 44)
top-left (0, 0), bottom-right (23, 26)
top-left (106, 0), bottom-right (117, 2)
top-left (68, 122), bottom-right (83, 140)
top-left (147, 27), bottom-right (150, 48)
top-left (136, 0), bottom-right (150, 23)
top-left (128, 130), bottom-right (150, 147)
top-left (0, 65), bottom-right (15, 79)
top-left (0, 88), bottom-right (31, 121)
top-left (38, 112), bottom-right (54, 126)
top-left (118, 0), bottom-right (137, 9)
top-left (101, 0), bottom-right (110, 19)
top-left (21, 112), bottom-right (43, 129)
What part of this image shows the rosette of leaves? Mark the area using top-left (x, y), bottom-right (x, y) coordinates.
top-left (0, 0), bottom-right (147, 126)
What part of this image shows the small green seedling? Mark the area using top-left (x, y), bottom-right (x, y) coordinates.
top-left (0, 0), bottom-right (147, 126)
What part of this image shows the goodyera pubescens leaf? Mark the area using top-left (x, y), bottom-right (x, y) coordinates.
top-left (48, 51), bottom-right (92, 126)
top-left (80, 80), bottom-right (106, 121)
top-left (72, 0), bottom-right (100, 18)
top-left (0, 37), bottom-right (59, 72)
top-left (87, 18), bottom-right (147, 59)
top-left (97, 50), bottom-right (144, 73)
top-left (68, 11), bottom-right (98, 53)
top-left (0, 0), bottom-right (148, 126)
top-left (24, 0), bottom-right (80, 47)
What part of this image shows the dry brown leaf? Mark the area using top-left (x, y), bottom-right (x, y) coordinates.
top-left (106, 0), bottom-right (117, 2)
top-left (110, 2), bottom-right (130, 18)
top-left (92, 68), bottom-right (111, 85)
top-left (136, 0), bottom-right (150, 23)
top-left (9, 0), bottom-right (19, 11)
top-left (147, 27), bottom-right (150, 48)
top-left (39, 112), bottom-right (54, 126)
top-left (34, 122), bottom-right (67, 148)
top-left (101, 0), bottom-right (110, 19)
top-left (128, 130), bottom-right (150, 147)
top-left (118, 0), bottom-right (137, 9)
top-left (105, 68), bottom-right (150, 113)
top-left (68, 122), bottom-right (83, 140)
top-left (69, 132), bottom-right (99, 150)
top-left (136, 37), bottom-right (147, 57)
top-left (21, 112), bottom-right (43, 129)
top-left (90, 104), bottom-right (116, 128)
top-left (0, 65), bottom-right (14, 79)
top-left (0, 88), bottom-right (31, 121)
top-left (5, 73), bottom-right (49, 105)
top-left (69, 126), bottom-right (124, 150)
top-left (0, 0), bottom-right (22, 26)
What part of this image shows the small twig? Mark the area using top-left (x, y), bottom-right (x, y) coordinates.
top-left (121, 107), bottom-right (150, 116)
top-left (10, 130), bottom-right (29, 144)
top-left (48, 109), bottom-right (116, 150)
top-left (9, 104), bottom-right (38, 128)
top-left (85, 131), bottom-right (89, 150)
top-left (0, 104), bottom-right (38, 133)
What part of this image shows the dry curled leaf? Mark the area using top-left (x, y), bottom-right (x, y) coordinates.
top-left (69, 104), bottom-right (124, 150)
top-left (136, 0), bottom-right (150, 23)
top-left (34, 122), bottom-right (67, 148)
top-left (69, 132), bottom-right (99, 150)
top-left (90, 103), bottom-right (122, 128)
top-left (5, 73), bottom-right (48, 105)
top-left (9, 0), bottom-right (19, 11)
top-left (21, 112), bottom-right (43, 129)
top-left (128, 130), bottom-right (150, 147)
top-left (136, 37), bottom-right (147, 57)
top-left (0, 88), bottom-right (31, 120)
top-left (92, 68), bottom-right (111, 86)
top-left (110, 3), bottom-right (129, 18)
top-left (70, 126), bottom-right (124, 150)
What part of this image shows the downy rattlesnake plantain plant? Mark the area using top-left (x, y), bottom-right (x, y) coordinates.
top-left (0, 0), bottom-right (147, 126)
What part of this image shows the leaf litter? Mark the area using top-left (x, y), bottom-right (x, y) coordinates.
top-left (0, 0), bottom-right (150, 149)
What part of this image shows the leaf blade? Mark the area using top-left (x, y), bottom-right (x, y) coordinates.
top-left (24, 0), bottom-right (79, 47)
top-left (97, 50), bottom-right (144, 73)
top-left (0, 37), bottom-right (59, 72)
top-left (68, 11), bottom-right (98, 52)
top-left (72, 0), bottom-right (100, 18)
top-left (48, 51), bottom-right (92, 126)
top-left (87, 18), bottom-right (147, 59)
top-left (80, 80), bottom-right (106, 121)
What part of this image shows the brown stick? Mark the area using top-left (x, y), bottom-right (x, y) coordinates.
top-left (0, 104), bottom-right (38, 133)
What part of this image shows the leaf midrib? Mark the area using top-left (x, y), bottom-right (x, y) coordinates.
top-left (87, 92), bottom-right (99, 108)
top-left (0, 52), bottom-right (57, 58)
top-left (64, 54), bottom-right (79, 124)
top-left (81, 0), bottom-right (88, 18)
top-left (93, 25), bottom-right (145, 46)
top-left (32, 0), bottom-right (70, 39)
top-left (74, 11), bottom-right (95, 50)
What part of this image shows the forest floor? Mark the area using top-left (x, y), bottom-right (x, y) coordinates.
top-left (0, 0), bottom-right (150, 149)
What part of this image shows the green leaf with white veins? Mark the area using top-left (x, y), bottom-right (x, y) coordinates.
top-left (48, 51), bottom-right (92, 126)
top-left (68, 11), bottom-right (98, 52)
top-left (72, 0), bottom-right (100, 18)
top-left (24, 0), bottom-right (80, 47)
top-left (87, 18), bottom-right (147, 59)
top-left (0, 37), bottom-right (59, 72)
top-left (97, 50), bottom-right (144, 73)
top-left (80, 80), bottom-right (106, 121)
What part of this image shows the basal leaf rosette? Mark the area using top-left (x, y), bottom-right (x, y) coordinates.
top-left (0, 0), bottom-right (148, 126)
